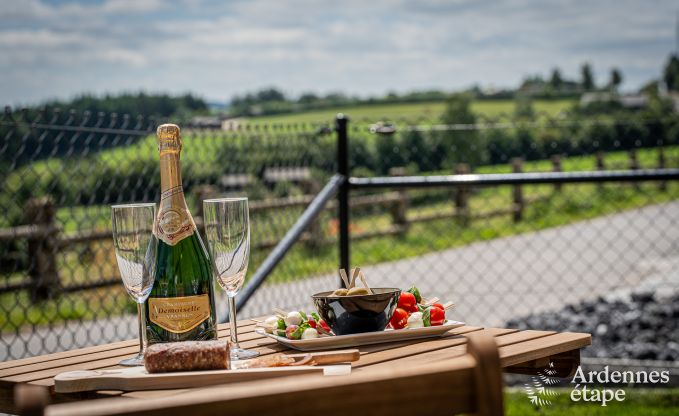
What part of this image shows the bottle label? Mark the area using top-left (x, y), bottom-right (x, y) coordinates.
top-left (155, 186), bottom-right (195, 245)
top-left (148, 294), bottom-right (211, 333)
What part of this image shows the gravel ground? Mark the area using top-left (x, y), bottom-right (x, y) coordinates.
top-left (507, 288), bottom-right (679, 361)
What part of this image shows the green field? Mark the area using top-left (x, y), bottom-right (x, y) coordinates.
top-left (505, 388), bottom-right (679, 415)
top-left (241, 98), bottom-right (576, 124)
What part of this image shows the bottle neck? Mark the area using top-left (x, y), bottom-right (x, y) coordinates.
top-left (155, 151), bottom-right (195, 245)
top-left (159, 152), bottom-right (185, 203)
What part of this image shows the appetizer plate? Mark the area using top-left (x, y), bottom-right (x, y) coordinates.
top-left (256, 320), bottom-right (465, 351)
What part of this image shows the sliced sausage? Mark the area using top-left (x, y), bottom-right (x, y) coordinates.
top-left (144, 340), bottom-right (230, 373)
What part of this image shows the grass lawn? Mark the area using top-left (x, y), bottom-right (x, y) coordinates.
top-left (505, 388), bottom-right (679, 415)
top-left (242, 98), bottom-right (576, 125)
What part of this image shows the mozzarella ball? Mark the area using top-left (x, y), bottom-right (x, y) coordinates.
top-left (301, 328), bottom-right (319, 339)
top-left (263, 316), bottom-right (279, 333)
top-left (285, 311), bottom-right (303, 326)
top-left (407, 312), bottom-right (424, 328)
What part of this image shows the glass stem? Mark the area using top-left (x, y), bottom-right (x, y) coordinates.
top-left (136, 303), bottom-right (146, 357)
top-left (228, 296), bottom-right (239, 348)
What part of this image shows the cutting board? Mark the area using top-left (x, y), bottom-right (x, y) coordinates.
top-left (54, 349), bottom-right (359, 393)
top-left (54, 366), bottom-right (325, 393)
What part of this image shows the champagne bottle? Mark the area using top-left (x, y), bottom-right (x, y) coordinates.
top-left (145, 124), bottom-right (218, 343)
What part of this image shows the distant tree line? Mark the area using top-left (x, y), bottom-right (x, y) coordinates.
top-left (1, 92), bottom-right (208, 167)
top-left (36, 92), bottom-right (208, 119)
top-left (228, 88), bottom-right (450, 117)
top-left (518, 62), bottom-right (624, 98)
top-left (229, 62), bottom-right (633, 118)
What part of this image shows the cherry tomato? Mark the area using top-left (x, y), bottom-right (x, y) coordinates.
top-left (429, 305), bottom-right (445, 326)
top-left (432, 303), bottom-right (445, 310)
top-left (389, 308), bottom-right (409, 329)
top-left (397, 292), bottom-right (418, 313)
top-left (318, 319), bottom-right (331, 334)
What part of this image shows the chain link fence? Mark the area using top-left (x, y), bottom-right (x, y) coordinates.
top-left (2, 104), bottom-right (678, 362)
top-left (0, 107), bottom-right (337, 360)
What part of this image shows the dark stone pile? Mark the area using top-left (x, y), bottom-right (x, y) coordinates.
top-left (506, 290), bottom-right (679, 361)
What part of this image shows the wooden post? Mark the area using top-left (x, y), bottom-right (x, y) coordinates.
top-left (596, 151), bottom-right (605, 171)
top-left (658, 147), bottom-right (667, 191)
top-left (388, 167), bottom-right (409, 232)
top-left (628, 149), bottom-right (639, 170)
top-left (303, 178), bottom-right (324, 248)
top-left (25, 197), bottom-right (59, 302)
top-left (512, 158), bottom-right (524, 222)
top-left (629, 149), bottom-right (639, 190)
top-left (192, 184), bottom-right (218, 237)
top-left (454, 164), bottom-right (470, 225)
top-left (551, 155), bottom-right (562, 192)
top-left (192, 184), bottom-right (219, 219)
top-left (596, 151), bottom-right (605, 192)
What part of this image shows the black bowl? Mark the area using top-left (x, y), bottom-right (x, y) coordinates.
top-left (312, 288), bottom-right (401, 335)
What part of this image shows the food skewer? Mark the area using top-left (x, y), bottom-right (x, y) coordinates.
top-left (422, 297), bottom-right (440, 306)
top-left (339, 269), bottom-right (351, 288)
top-left (358, 269), bottom-right (373, 295)
top-left (349, 267), bottom-right (360, 288)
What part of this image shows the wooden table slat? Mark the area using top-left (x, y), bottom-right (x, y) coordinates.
top-left (0, 317), bottom-right (592, 416)
top-left (0, 322), bottom-right (260, 384)
top-left (25, 334), bottom-right (289, 387)
top-left (0, 319), bottom-right (257, 372)
top-left (25, 326), bottom-right (482, 387)
top-left (352, 326), bottom-right (489, 368)
top-left (499, 332), bottom-right (591, 367)
top-left (367, 329), bottom-right (558, 369)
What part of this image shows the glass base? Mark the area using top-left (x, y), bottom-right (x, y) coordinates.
top-left (230, 347), bottom-right (260, 360)
top-left (119, 353), bottom-right (145, 366)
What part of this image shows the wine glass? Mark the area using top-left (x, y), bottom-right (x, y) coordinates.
top-left (111, 203), bottom-right (157, 366)
top-left (203, 197), bottom-right (259, 360)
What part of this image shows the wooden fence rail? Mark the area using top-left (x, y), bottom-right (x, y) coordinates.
top-left (0, 149), bottom-right (671, 300)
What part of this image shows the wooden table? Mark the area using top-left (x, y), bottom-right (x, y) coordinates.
top-left (0, 319), bottom-right (591, 414)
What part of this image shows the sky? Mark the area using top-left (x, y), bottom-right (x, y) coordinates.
top-left (1, 0), bottom-right (678, 106)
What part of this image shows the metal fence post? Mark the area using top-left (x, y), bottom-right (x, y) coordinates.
top-left (337, 114), bottom-right (350, 286)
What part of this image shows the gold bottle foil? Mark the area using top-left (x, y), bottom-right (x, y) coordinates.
top-left (154, 124), bottom-right (196, 245)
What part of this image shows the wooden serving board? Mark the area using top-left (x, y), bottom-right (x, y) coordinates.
top-left (54, 349), bottom-right (359, 393)
top-left (55, 366), bottom-right (328, 393)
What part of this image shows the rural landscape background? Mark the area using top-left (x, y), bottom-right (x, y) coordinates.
top-left (2, 1), bottom-right (679, 413)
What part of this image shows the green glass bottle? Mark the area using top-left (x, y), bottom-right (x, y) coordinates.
top-left (145, 124), bottom-right (218, 344)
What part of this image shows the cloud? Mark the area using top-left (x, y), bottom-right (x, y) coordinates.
top-left (0, 0), bottom-right (676, 105)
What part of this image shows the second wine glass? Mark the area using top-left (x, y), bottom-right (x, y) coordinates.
top-left (111, 203), bottom-right (157, 366)
top-left (203, 197), bottom-right (259, 360)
